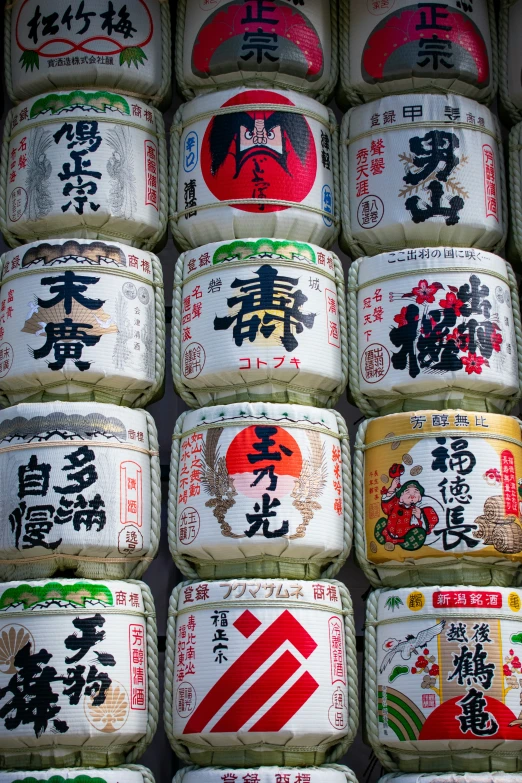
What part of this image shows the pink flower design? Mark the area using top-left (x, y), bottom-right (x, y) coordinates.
top-left (411, 279), bottom-right (442, 304)
top-left (461, 354), bottom-right (489, 375)
top-left (491, 328), bottom-right (503, 352)
top-left (448, 328), bottom-right (469, 352)
top-left (439, 292), bottom-right (464, 316)
top-left (393, 306), bottom-right (415, 327)
top-left (504, 664), bottom-right (513, 677)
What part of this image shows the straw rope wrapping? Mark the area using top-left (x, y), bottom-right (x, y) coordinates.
top-left (164, 580), bottom-right (358, 764)
top-left (339, 0), bottom-right (498, 109)
top-left (0, 105), bottom-right (168, 252)
top-left (0, 253), bottom-right (165, 408)
top-left (499, 0), bottom-right (522, 124)
top-left (169, 103), bottom-right (341, 252)
top-left (0, 253), bottom-right (7, 409)
top-left (123, 765), bottom-right (156, 783)
top-left (171, 252), bottom-right (348, 409)
top-left (508, 121), bottom-right (522, 261)
top-left (340, 103), bottom-right (508, 259)
top-left (172, 764), bottom-right (360, 783)
top-left (167, 411), bottom-right (353, 580)
top-left (0, 410), bottom-right (160, 580)
top-left (364, 588), bottom-right (399, 771)
top-left (174, 0), bottom-right (338, 104)
top-left (4, 0), bottom-right (171, 108)
top-left (347, 259), bottom-right (522, 416)
top-left (354, 420), bottom-right (522, 588)
top-left (125, 580), bottom-right (159, 763)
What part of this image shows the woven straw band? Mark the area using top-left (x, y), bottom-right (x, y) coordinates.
top-left (359, 430), bottom-right (522, 451)
top-left (347, 120), bottom-right (500, 146)
top-left (0, 606), bottom-right (153, 619)
top-left (171, 199), bottom-right (338, 223)
top-left (0, 440), bottom-right (158, 456)
top-left (2, 265), bottom-right (163, 288)
top-left (173, 418), bottom-right (344, 441)
top-left (181, 257), bottom-right (338, 286)
top-left (0, 553), bottom-right (154, 565)
top-left (172, 600), bottom-right (351, 617)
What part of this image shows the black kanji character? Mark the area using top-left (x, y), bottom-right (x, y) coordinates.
top-left (241, 0), bottom-right (278, 24)
top-left (241, 30), bottom-right (279, 64)
top-left (100, 1), bottom-right (137, 39)
top-left (214, 265), bottom-right (316, 352)
top-left (406, 180), bottom-right (465, 226)
top-left (37, 270), bottom-right (104, 315)
top-left (53, 446), bottom-right (97, 495)
top-left (32, 319), bottom-right (102, 371)
top-left (64, 614), bottom-right (106, 664)
top-left (415, 3), bottom-right (452, 31)
top-left (404, 131), bottom-right (460, 186)
top-left (417, 37), bottom-right (454, 70)
top-left (0, 642), bottom-right (67, 738)
top-left (431, 506), bottom-right (479, 551)
top-left (84, 665), bottom-right (111, 706)
top-left (9, 503), bottom-right (61, 551)
top-left (457, 687), bottom-right (499, 736)
top-left (390, 303), bottom-right (420, 378)
top-left (447, 622), bottom-right (468, 643)
top-left (18, 455), bottom-right (51, 498)
top-left (449, 643), bottom-right (495, 690)
top-left (61, 664), bottom-right (86, 705)
top-left (245, 493), bottom-right (289, 538)
top-left (72, 494), bottom-right (106, 532)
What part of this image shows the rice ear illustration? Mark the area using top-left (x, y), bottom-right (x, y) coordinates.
top-left (200, 427), bottom-right (240, 538)
top-left (25, 127), bottom-right (53, 221)
top-left (106, 125), bottom-right (137, 220)
top-left (290, 429), bottom-right (327, 539)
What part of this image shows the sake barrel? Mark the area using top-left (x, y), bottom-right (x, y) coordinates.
top-left (169, 402), bottom-right (352, 580)
top-left (0, 401), bottom-right (160, 581)
top-left (176, 0), bottom-right (337, 102)
top-left (0, 578), bottom-right (158, 768)
top-left (170, 88), bottom-right (339, 251)
top-left (173, 766), bottom-right (358, 783)
top-left (0, 91), bottom-right (168, 251)
top-left (340, 94), bottom-right (506, 258)
top-left (500, 0), bottom-right (522, 124)
top-left (366, 586), bottom-right (522, 771)
top-left (165, 579), bottom-right (358, 766)
top-left (348, 248), bottom-right (522, 416)
top-left (172, 238), bottom-right (347, 408)
top-left (339, 1), bottom-right (496, 108)
top-left (0, 239), bottom-right (165, 407)
top-left (0, 768), bottom-right (155, 783)
top-left (5, 0), bottom-right (171, 107)
top-left (354, 410), bottom-right (522, 588)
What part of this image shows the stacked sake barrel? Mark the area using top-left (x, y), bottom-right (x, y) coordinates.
top-left (341, 0), bottom-right (522, 775)
top-left (166, 2), bottom-right (358, 781)
top-left (0, 1), bottom-right (172, 778)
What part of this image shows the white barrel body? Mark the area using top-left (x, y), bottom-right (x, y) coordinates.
top-left (170, 88), bottom-right (338, 251)
top-left (169, 403), bottom-right (350, 580)
top-left (0, 401), bottom-right (160, 580)
top-left (341, 94), bottom-right (505, 258)
top-left (0, 239), bottom-right (164, 407)
top-left (367, 586), bottom-right (522, 771)
top-left (172, 239), bottom-right (346, 408)
top-left (0, 578), bottom-right (155, 768)
top-left (175, 767), bottom-right (357, 783)
top-left (0, 91), bottom-right (167, 251)
top-left (349, 249), bottom-right (521, 415)
top-left (166, 579), bottom-right (357, 767)
top-left (340, 0), bottom-right (496, 106)
top-left (0, 768), bottom-right (154, 783)
top-left (354, 410), bottom-right (522, 588)
top-left (176, 0), bottom-right (336, 102)
top-left (6, 0), bottom-right (171, 106)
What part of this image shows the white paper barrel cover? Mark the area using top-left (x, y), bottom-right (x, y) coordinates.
top-left (348, 248), bottom-right (522, 416)
top-left (0, 91), bottom-right (168, 251)
top-left (173, 765), bottom-right (359, 783)
top-left (168, 403), bottom-right (352, 580)
top-left (170, 88), bottom-right (339, 251)
top-left (172, 239), bottom-right (347, 408)
top-left (0, 767), bottom-right (155, 783)
top-left (0, 578), bottom-right (158, 768)
top-left (0, 239), bottom-right (165, 407)
top-left (0, 401), bottom-right (160, 581)
top-left (340, 94), bottom-right (506, 258)
top-left (5, 0), bottom-right (171, 106)
top-left (175, 0), bottom-right (337, 102)
top-left (165, 579), bottom-right (358, 766)
top-left (366, 586), bottom-right (522, 771)
top-left (339, 1), bottom-right (497, 108)
top-left (354, 411), bottom-right (522, 589)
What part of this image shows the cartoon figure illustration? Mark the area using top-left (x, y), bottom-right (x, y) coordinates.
top-left (375, 464), bottom-right (439, 551)
top-left (380, 620), bottom-right (446, 673)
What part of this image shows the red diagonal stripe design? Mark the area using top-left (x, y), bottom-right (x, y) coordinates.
top-left (183, 610), bottom-right (317, 734)
top-left (249, 671), bottom-right (319, 732)
top-left (211, 650), bottom-right (301, 732)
